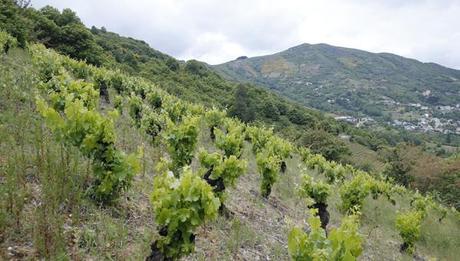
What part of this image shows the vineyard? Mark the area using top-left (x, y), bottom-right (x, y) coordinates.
top-left (1, 31), bottom-right (459, 260)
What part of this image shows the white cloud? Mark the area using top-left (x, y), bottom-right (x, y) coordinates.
top-left (179, 32), bottom-right (245, 64)
top-left (32, 0), bottom-right (460, 68)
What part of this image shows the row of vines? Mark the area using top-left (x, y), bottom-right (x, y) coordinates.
top-left (4, 30), bottom-right (455, 260)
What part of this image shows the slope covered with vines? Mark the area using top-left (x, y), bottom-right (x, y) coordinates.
top-left (1, 31), bottom-right (459, 260)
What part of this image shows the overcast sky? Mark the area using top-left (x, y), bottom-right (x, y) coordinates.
top-left (32, 0), bottom-right (460, 68)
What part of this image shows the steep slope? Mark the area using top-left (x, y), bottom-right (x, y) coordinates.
top-left (1, 42), bottom-right (459, 261)
top-left (214, 43), bottom-right (460, 128)
top-left (4, 2), bottom-right (460, 150)
top-left (2, 1), bottom-right (458, 207)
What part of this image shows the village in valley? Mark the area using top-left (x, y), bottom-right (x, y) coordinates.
top-left (334, 94), bottom-right (460, 135)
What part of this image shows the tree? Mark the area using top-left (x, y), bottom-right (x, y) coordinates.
top-left (166, 57), bottom-right (180, 71)
top-left (59, 8), bottom-right (81, 26)
top-left (27, 9), bottom-right (60, 46)
top-left (0, 0), bottom-right (28, 47)
top-left (383, 145), bottom-right (413, 187)
top-left (54, 23), bottom-right (104, 65)
top-left (288, 108), bottom-right (311, 125)
top-left (184, 60), bottom-right (208, 76)
top-left (262, 99), bottom-right (280, 120)
top-left (300, 129), bottom-right (350, 162)
top-left (30, 6), bottom-right (105, 65)
top-left (228, 84), bottom-right (255, 123)
top-left (14, 0), bottom-right (31, 8)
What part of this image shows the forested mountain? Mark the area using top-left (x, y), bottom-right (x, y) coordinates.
top-left (214, 43), bottom-right (460, 135)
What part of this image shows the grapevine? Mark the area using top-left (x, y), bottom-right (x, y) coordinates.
top-left (339, 173), bottom-right (371, 213)
top-left (36, 95), bottom-right (139, 202)
top-left (150, 162), bottom-right (220, 260)
top-left (0, 31), bottom-right (17, 53)
top-left (298, 172), bottom-right (331, 229)
top-left (198, 150), bottom-right (247, 203)
top-left (140, 107), bottom-right (169, 143)
top-left (204, 108), bottom-right (226, 141)
top-left (113, 95), bottom-right (123, 114)
top-left (128, 94), bottom-right (143, 128)
top-left (265, 136), bottom-right (293, 173)
top-left (162, 96), bottom-right (188, 123)
top-left (256, 151), bottom-right (281, 198)
top-left (288, 209), bottom-right (363, 260)
top-left (214, 128), bottom-right (244, 158)
top-left (164, 115), bottom-right (200, 173)
top-left (246, 126), bottom-right (273, 154)
top-left (395, 210), bottom-right (423, 254)
top-left (146, 90), bottom-right (163, 110)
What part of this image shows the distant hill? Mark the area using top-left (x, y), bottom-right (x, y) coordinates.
top-left (214, 43), bottom-right (460, 123)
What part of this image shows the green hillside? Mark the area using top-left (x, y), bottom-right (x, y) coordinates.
top-left (214, 43), bottom-right (460, 138)
top-left (1, 1), bottom-right (460, 260)
top-left (1, 33), bottom-right (459, 260)
top-left (3, 0), bottom-right (457, 151)
top-left (1, 0), bottom-right (458, 206)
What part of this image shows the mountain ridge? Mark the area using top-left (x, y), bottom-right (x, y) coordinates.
top-left (222, 42), bottom-right (460, 72)
top-left (213, 42), bottom-right (460, 135)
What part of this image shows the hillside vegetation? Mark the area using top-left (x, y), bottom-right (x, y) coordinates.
top-left (1, 1), bottom-right (460, 259)
top-left (2, 0), bottom-right (445, 153)
top-left (215, 43), bottom-right (460, 109)
top-left (1, 28), bottom-right (459, 261)
top-left (214, 43), bottom-right (460, 146)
